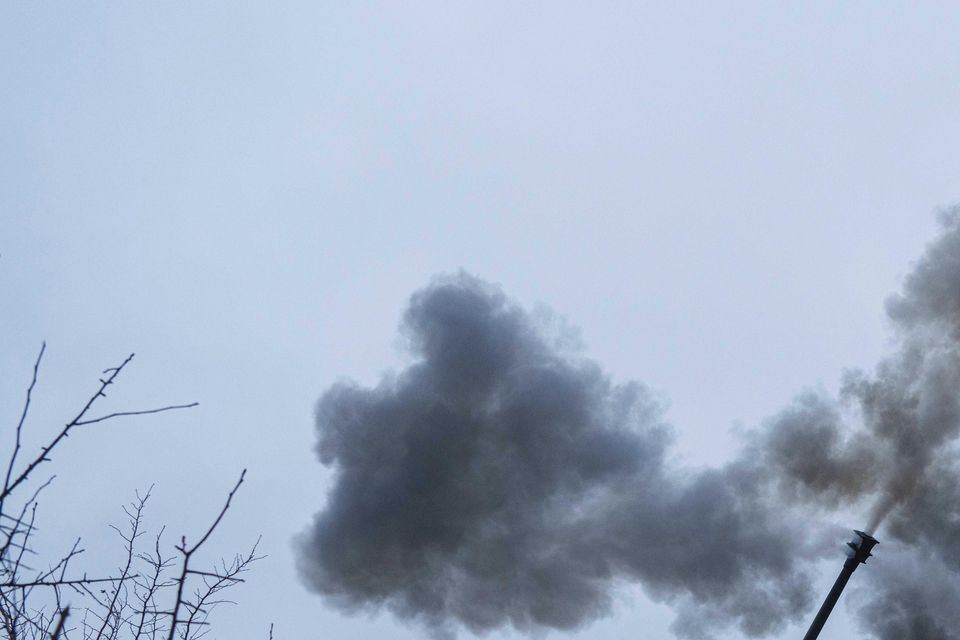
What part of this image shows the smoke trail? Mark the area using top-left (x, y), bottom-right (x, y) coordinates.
top-left (298, 211), bottom-right (960, 638)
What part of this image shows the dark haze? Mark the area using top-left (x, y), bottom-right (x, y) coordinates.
top-left (298, 212), bottom-right (960, 639)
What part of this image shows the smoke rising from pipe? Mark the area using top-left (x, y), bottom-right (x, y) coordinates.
top-left (755, 210), bottom-right (960, 539)
top-left (298, 211), bottom-right (960, 638)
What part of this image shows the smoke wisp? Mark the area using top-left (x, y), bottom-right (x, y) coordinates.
top-left (298, 212), bottom-right (960, 639)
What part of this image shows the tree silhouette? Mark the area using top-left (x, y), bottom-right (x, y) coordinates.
top-left (1, 344), bottom-right (262, 640)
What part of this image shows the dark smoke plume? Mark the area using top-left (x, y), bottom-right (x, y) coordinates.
top-left (298, 211), bottom-right (960, 639)
top-left (853, 547), bottom-right (960, 640)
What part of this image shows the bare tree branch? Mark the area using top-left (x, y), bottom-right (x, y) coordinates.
top-left (1, 342), bottom-right (45, 517)
top-left (164, 470), bottom-right (247, 640)
top-left (0, 347), bottom-right (262, 640)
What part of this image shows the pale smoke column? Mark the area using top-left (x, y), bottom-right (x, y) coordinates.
top-left (297, 210), bottom-right (960, 639)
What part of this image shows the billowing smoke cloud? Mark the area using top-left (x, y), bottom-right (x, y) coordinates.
top-left (298, 211), bottom-right (960, 639)
top-left (854, 546), bottom-right (960, 640)
top-left (296, 274), bottom-right (816, 638)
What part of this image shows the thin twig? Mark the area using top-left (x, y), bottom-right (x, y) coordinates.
top-left (1, 342), bottom-right (45, 516)
top-left (1, 576), bottom-right (138, 589)
top-left (94, 490), bottom-right (150, 640)
top-left (182, 571), bottom-right (243, 583)
top-left (75, 404), bottom-right (199, 427)
top-left (165, 470), bottom-right (246, 640)
top-left (184, 470), bottom-right (246, 557)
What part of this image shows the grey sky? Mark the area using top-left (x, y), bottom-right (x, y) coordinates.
top-left (2, 3), bottom-right (959, 639)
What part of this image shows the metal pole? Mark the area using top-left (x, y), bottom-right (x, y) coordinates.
top-left (802, 530), bottom-right (878, 640)
top-left (802, 558), bottom-right (858, 640)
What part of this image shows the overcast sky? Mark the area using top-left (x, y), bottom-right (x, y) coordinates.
top-left (2, 3), bottom-right (959, 639)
